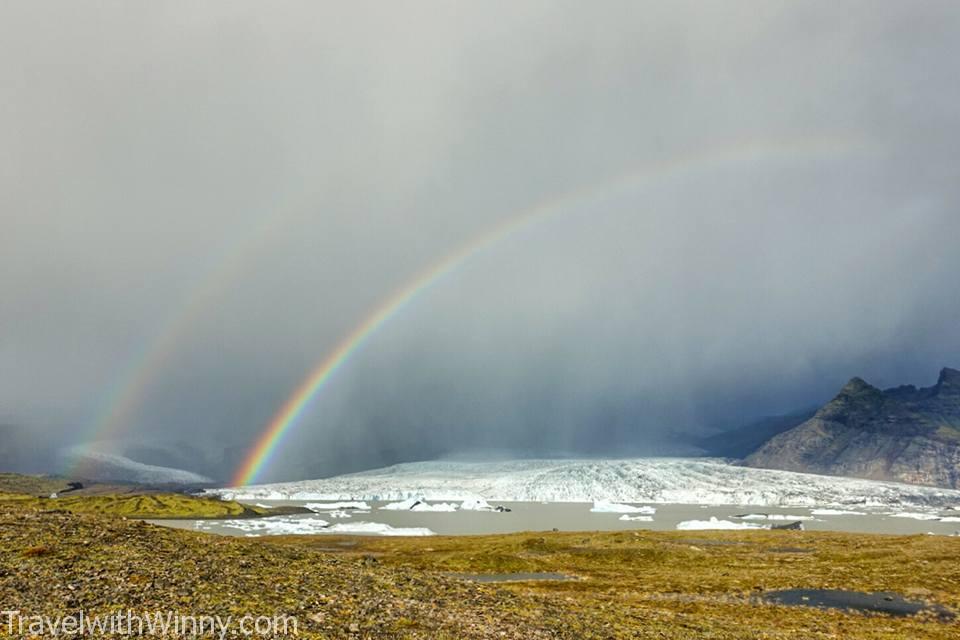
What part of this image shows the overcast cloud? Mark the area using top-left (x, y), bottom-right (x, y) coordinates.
top-left (2, 1), bottom-right (959, 482)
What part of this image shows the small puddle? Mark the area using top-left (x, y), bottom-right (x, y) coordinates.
top-left (763, 589), bottom-right (954, 619)
top-left (446, 572), bottom-right (575, 583)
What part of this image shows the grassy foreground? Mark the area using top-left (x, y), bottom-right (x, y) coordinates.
top-left (279, 529), bottom-right (960, 638)
top-left (1, 495), bottom-right (959, 638)
top-left (0, 491), bottom-right (273, 519)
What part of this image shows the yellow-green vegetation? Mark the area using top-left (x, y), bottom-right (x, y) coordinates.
top-left (934, 424), bottom-right (960, 444)
top-left (0, 501), bottom-right (583, 639)
top-left (3, 493), bottom-right (960, 638)
top-left (0, 471), bottom-right (72, 496)
top-left (275, 529), bottom-right (960, 639)
top-left (0, 492), bottom-right (269, 519)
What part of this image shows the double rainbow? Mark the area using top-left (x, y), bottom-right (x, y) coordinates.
top-left (231, 136), bottom-right (867, 485)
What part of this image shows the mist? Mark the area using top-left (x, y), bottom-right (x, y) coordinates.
top-left (2, 1), bottom-right (959, 482)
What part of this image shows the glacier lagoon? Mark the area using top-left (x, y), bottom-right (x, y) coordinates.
top-left (155, 458), bottom-right (960, 537)
top-left (155, 500), bottom-right (960, 537)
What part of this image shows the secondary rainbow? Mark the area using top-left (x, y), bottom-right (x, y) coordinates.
top-left (69, 205), bottom-right (295, 474)
top-left (232, 135), bottom-right (870, 486)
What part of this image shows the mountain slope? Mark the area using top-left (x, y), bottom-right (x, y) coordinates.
top-left (63, 448), bottom-right (212, 485)
top-left (696, 408), bottom-right (817, 458)
top-left (746, 368), bottom-right (960, 488)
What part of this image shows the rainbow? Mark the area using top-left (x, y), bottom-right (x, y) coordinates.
top-left (232, 135), bottom-right (870, 486)
top-left (70, 207), bottom-right (293, 472)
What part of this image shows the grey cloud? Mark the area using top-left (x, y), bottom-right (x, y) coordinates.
top-left (1, 1), bottom-right (959, 481)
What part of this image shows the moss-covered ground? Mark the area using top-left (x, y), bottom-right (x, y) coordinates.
top-left (2, 488), bottom-right (959, 638)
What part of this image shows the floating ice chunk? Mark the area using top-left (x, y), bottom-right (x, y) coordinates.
top-left (379, 498), bottom-right (457, 512)
top-left (590, 500), bottom-right (656, 514)
top-left (380, 497), bottom-right (424, 511)
top-left (324, 522), bottom-right (435, 536)
top-left (213, 516), bottom-right (332, 536)
top-left (411, 502), bottom-right (458, 512)
top-left (460, 497), bottom-right (495, 511)
top-left (200, 515), bottom-right (433, 536)
top-left (735, 513), bottom-right (814, 521)
top-left (889, 512), bottom-right (940, 521)
top-left (811, 508), bottom-right (867, 516)
top-left (676, 517), bottom-right (767, 531)
top-left (618, 514), bottom-right (653, 522)
top-left (305, 501), bottom-right (372, 512)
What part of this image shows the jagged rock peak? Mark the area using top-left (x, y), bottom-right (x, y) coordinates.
top-left (938, 367), bottom-right (960, 385)
top-left (839, 377), bottom-right (876, 395)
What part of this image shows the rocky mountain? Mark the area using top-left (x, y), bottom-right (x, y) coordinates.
top-left (696, 408), bottom-right (817, 459)
top-left (746, 368), bottom-right (960, 489)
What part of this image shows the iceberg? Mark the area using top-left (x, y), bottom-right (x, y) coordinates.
top-left (411, 502), bottom-right (458, 512)
top-left (380, 498), bottom-right (458, 512)
top-left (734, 513), bottom-right (814, 521)
top-left (193, 516), bottom-right (433, 536)
top-left (194, 516), bottom-right (331, 536)
top-left (324, 522), bottom-right (435, 536)
top-left (889, 512), bottom-right (941, 521)
top-left (380, 497), bottom-right (423, 511)
top-left (304, 501), bottom-right (372, 512)
top-left (618, 514), bottom-right (653, 522)
top-left (591, 500), bottom-right (656, 514)
top-left (460, 497), bottom-right (495, 511)
top-left (811, 508), bottom-right (867, 516)
top-left (677, 517), bottom-right (767, 531)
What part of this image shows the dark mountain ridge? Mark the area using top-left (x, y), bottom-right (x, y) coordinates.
top-left (745, 368), bottom-right (960, 488)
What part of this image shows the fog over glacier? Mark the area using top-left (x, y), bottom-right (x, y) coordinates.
top-left (2, 2), bottom-right (960, 481)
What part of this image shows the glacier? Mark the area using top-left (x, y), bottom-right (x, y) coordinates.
top-left (65, 449), bottom-right (212, 485)
top-left (213, 458), bottom-right (960, 508)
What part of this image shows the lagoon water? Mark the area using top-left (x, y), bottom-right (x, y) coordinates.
top-left (154, 501), bottom-right (960, 537)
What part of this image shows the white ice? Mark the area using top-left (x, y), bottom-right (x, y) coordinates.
top-left (380, 497), bottom-right (423, 511)
top-left (193, 515), bottom-right (433, 536)
top-left (889, 512), bottom-right (941, 521)
top-left (211, 458), bottom-right (960, 509)
top-left (810, 508), bottom-right (867, 516)
top-left (323, 522), bottom-right (435, 536)
top-left (590, 500), bottom-right (656, 514)
top-left (411, 502), bottom-right (458, 512)
top-left (304, 501), bottom-right (372, 512)
top-left (460, 497), bottom-right (496, 511)
top-left (618, 514), bottom-right (654, 522)
top-left (676, 517), bottom-right (768, 531)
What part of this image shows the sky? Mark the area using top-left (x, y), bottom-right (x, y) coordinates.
top-left (2, 1), bottom-right (959, 482)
